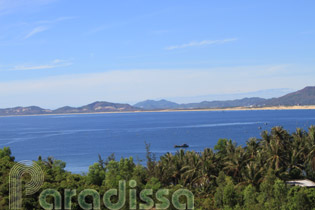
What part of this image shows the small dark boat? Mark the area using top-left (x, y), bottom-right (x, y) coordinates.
top-left (174, 144), bottom-right (189, 148)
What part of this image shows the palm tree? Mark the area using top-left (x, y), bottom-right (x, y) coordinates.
top-left (262, 127), bottom-right (290, 173)
top-left (156, 152), bottom-right (174, 185)
top-left (181, 152), bottom-right (202, 187)
top-left (287, 128), bottom-right (308, 178)
top-left (241, 152), bottom-right (264, 186)
top-left (200, 148), bottom-right (219, 182)
top-left (44, 156), bottom-right (55, 168)
top-left (223, 146), bottom-right (247, 182)
top-left (245, 138), bottom-right (261, 160)
top-left (306, 126), bottom-right (315, 171)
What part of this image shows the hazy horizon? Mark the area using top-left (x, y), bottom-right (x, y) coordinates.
top-left (0, 87), bottom-right (298, 109)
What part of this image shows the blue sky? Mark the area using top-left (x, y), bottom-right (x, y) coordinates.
top-left (0, 0), bottom-right (314, 108)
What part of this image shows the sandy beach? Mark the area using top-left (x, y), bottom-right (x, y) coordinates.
top-left (2, 105), bottom-right (315, 118)
top-left (137, 105), bottom-right (315, 112)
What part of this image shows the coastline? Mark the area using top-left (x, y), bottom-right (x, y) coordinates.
top-left (1, 105), bottom-right (315, 117)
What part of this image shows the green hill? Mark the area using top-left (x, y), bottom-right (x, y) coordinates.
top-left (263, 86), bottom-right (315, 106)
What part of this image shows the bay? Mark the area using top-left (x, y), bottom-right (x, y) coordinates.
top-left (0, 110), bottom-right (314, 173)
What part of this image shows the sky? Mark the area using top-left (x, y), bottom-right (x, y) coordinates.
top-left (0, 0), bottom-right (314, 108)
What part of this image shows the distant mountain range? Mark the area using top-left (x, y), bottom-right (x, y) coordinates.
top-left (53, 101), bottom-right (138, 114)
top-left (134, 97), bottom-right (266, 110)
top-left (0, 102), bottom-right (140, 116)
top-left (166, 88), bottom-right (293, 103)
top-left (134, 86), bottom-right (315, 110)
top-left (0, 86), bottom-right (315, 116)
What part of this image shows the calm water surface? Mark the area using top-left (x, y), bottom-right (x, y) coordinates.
top-left (0, 110), bottom-right (314, 173)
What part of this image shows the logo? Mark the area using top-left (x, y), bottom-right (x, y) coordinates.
top-left (9, 160), bottom-right (44, 210)
top-left (9, 161), bottom-right (194, 209)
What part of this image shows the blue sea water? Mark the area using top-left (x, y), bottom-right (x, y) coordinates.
top-left (0, 110), bottom-right (315, 173)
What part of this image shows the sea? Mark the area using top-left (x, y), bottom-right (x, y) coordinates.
top-left (0, 110), bottom-right (315, 173)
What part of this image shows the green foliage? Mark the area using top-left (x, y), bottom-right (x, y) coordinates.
top-left (87, 162), bottom-right (106, 186)
top-left (286, 187), bottom-right (315, 210)
top-left (1, 126), bottom-right (315, 209)
top-left (0, 147), bottom-right (15, 209)
top-left (104, 157), bottom-right (136, 188)
top-left (243, 185), bottom-right (257, 209)
top-left (222, 180), bottom-right (237, 208)
top-left (214, 139), bottom-right (232, 157)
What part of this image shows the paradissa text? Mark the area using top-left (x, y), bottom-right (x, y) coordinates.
top-left (39, 180), bottom-right (194, 210)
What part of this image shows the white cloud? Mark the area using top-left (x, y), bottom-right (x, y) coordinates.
top-left (22, 16), bottom-right (75, 40)
top-left (166, 38), bottom-right (237, 50)
top-left (12, 59), bottom-right (72, 71)
top-left (36, 16), bottom-right (76, 24)
top-left (24, 26), bottom-right (48, 39)
top-left (13, 65), bottom-right (55, 71)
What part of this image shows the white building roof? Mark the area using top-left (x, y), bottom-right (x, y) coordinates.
top-left (286, 179), bottom-right (315, 188)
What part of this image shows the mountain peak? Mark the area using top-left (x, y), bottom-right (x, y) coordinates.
top-left (299, 86), bottom-right (315, 93)
top-left (264, 86), bottom-right (315, 106)
top-left (134, 99), bottom-right (179, 110)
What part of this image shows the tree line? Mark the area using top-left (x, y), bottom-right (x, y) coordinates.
top-left (1, 126), bottom-right (315, 209)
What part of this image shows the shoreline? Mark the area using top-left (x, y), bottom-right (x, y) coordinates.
top-left (1, 105), bottom-right (315, 117)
